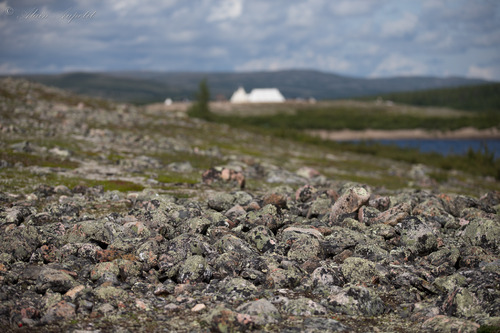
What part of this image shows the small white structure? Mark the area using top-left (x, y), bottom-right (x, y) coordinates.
top-left (230, 87), bottom-right (249, 103)
top-left (164, 98), bottom-right (173, 106)
top-left (230, 87), bottom-right (285, 103)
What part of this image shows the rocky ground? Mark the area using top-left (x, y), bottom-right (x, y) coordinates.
top-left (1, 78), bottom-right (500, 332)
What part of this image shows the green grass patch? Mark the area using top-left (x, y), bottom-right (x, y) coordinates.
top-left (193, 113), bottom-right (500, 180)
top-left (0, 150), bottom-right (79, 169)
top-left (477, 325), bottom-right (500, 333)
top-left (157, 172), bottom-right (199, 185)
top-left (94, 179), bottom-right (145, 192)
top-left (361, 83), bottom-right (500, 112)
top-left (333, 173), bottom-right (409, 190)
top-left (210, 107), bottom-right (500, 131)
top-left (0, 168), bottom-right (144, 193)
top-left (152, 151), bottom-right (224, 170)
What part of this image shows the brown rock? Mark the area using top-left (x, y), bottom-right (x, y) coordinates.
top-left (263, 192), bottom-right (288, 209)
top-left (330, 187), bottom-right (370, 222)
top-left (41, 300), bottom-right (76, 324)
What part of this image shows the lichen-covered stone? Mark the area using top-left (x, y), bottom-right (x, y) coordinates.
top-left (310, 266), bottom-right (345, 288)
top-left (440, 287), bottom-right (485, 319)
top-left (327, 285), bottom-right (387, 316)
top-left (234, 191), bottom-right (253, 206)
top-left (246, 204), bottom-right (283, 232)
top-left (427, 246), bottom-right (460, 269)
top-left (236, 299), bottom-right (281, 325)
top-left (341, 257), bottom-right (379, 285)
top-left (114, 258), bottom-right (142, 279)
top-left (0, 225), bottom-right (41, 261)
top-left (322, 227), bottom-right (372, 257)
top-left (295, 184), bottom-right (318, 202)
top-left (245, 225), bottom-right (277, 253)
top-left (463, 218), bottom-right (500, 253)
top-left (123, 221), bottom-right (151, 239)
top-left (36, 267), bottom-right (77, 294)
top-left (282, 226), bottom-right (324, 240)
top-left (413, 198), bottom-right (456, 227)
top-left (182, 217), bottom-right (213, 235)
top-left (41, 300), bottom-right (76, 324)
top-left (281, 297), bottom-right (328, 316)
top-left (308, 197), bottom-right (332, 218)
top-left (225, 204), bottom-right (246, 220)
top-left (354, 243), bottom-right (389, 261)
top-left (368, 223), bottom-right (396, 239)
top-left (265, 257), bottom-right (304, 289)
top-left (298, 317), bottom-right (350, 332)
top-left (433, 273), bottom-right (467, 293)
top-left (177, 255), bottom-right (212, 283)
top-left (93, 285), bottom-right (128, 301)
top-left (215, 234), bottom-right (258, 257)
top-left (421, 315), bottom-right (480, 333)
top-left (357, 205), bottom-right (381, 226)
top-left (90, 261), bottom-right (120, 283)
top-left (63, 219), bottom-right (115, 246)
top-left (396, 216), bottom-right (438, 256)
top-left (208, 192), bottom-right (235, 212)
top-left (201, 306), bottom-right (254, 332)
top-left (286, 235), bottom-right (322, 262)
top-left (221, 277), bottom-right (258, 298)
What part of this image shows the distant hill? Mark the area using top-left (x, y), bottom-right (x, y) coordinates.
top-left (2, 69), bottom-right (490, 104)
top-left (360, 83), bottom-right (500, 112)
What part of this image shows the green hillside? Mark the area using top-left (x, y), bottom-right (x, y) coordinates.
top-left (22, 72), bottom-right (176, 104)
top-left (3, 70), bottom-right (489, 104)
top-left (363, 83), bottom-right (500, 112)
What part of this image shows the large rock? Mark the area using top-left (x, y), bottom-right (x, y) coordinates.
top-left (341, 257), bottom-right (379, 285)
top-left (236, 299), bottom-right (281, 325)
top-left (463, 218), bottom-right (500, 253)
top-left (281, 297), bottom-right (328, 316)
top-left (36, 267), bottom-right (77, 294)
top-left (330, 186), bottom-right (370, 223)
top-left (421, 315), bottom-right (480, 333)
top-left (177, 255), bottom-right (212, 283)
top-left (327, 285), bottom-right (387, 316)
top-left (208, 192), bottom-right (235, 212)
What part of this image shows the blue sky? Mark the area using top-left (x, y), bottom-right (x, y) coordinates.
top-left (0, 0), bottom-right (499, 80)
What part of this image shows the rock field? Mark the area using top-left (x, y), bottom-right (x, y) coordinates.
top-left (1, 78), bottom-right (500, 332)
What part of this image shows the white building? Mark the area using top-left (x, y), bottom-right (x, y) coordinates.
top-left (229, 87), bottom-right (249, 103)
top-left (230, 87), bottom-right (285, 103)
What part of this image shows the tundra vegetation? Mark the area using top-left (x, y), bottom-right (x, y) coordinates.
top-left (0, 78), bottom-right (499, 332)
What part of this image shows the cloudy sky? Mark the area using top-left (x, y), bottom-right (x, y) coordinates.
top-left (1, 0), bottom-right (499, 80)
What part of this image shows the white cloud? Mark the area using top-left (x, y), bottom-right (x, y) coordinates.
top-left (1, 0), bottom-right (499, 79)
top-left (422, 0), bottom-right (447, 10)
top-left (207, 0), bottom-right (243, 22)
top-left (109, 0), bottom-right (179, 18)
top-left (381, 12), bottom-right (418, 38)
top-left (467, 65), bottom-right (497, 81)
top-left (370, 54), bottom-right (428, 77)
top-left (287, 2), bottom-right (316, 27)
top-left (416, 31), bottom-right (439, 44)
top-left (235, 53), bottom-right (351, 73)
top-left (330, 0), bottom-right (380, 16)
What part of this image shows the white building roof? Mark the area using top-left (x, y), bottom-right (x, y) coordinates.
top-left (230, 87), bottom-right (249, 103)
top-left (248, 88), bottom-right (285, 103)
top-left (230, 87), bottom-right (285, 103)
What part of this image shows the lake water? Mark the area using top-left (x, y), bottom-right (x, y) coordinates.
top-left (350, 139), bottom-right (500, 158)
